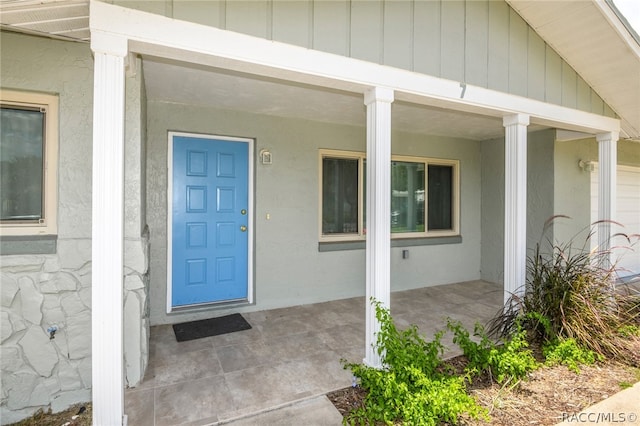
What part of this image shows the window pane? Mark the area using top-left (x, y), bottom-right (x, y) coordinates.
top-left (0, 107), bottom-right (44, 221)
top-left (322, 157), bottom-right (359, 234)
top-left (428, 165), bottom-right (453, 230)
top-left (391, 161), bottom-right (425, 233)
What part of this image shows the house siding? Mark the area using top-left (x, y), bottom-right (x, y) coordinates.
top-left (0, 32), bottom-right (149, 422)
top-left (146, 100), bottom-right (482, 326)
top-left (113, 0), bottom-right (615, 120)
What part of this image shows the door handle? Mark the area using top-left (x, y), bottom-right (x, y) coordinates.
top-left (240, 225), bottom-right (247, 232)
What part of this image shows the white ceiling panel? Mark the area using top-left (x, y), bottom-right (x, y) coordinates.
top-left (142, 57), bottom-right (514, 141)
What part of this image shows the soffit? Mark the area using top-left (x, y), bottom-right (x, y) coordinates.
top-left (142, 57), bottom-right (515, 141)
top-left (506, 0), bottom-right (640, 140)
top-left (0, 0), bottom-right (90, 42)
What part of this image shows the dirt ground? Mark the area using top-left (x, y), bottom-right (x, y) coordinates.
top-left (328, 356), bottom-right (640, 426)
top-left (7, 404), bottom-right (91, 426)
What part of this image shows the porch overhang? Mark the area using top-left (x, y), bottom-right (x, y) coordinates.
top-left (90, 1), bottom-right (618, 137)
top-left (89, 1), bottom-right (621, 424)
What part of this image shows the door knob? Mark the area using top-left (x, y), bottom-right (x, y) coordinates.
top-left (240, 225), bottom-right (247, 232)
top-left (241, 209), bottom-right (247, 215)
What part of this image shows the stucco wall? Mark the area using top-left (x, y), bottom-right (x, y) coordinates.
top-left (0, 33), bottom-right (94, 424)
top-left (480, 129), bottom-right (556, 284)
top-left (554, 138), bottom-right (640, 245)
top-left (0, 33), bottom-right (150, 423)
top-left (146, 101), bottom-right (482, 325)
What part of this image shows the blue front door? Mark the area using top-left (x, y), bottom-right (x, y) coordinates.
top-left (171, 134), bottom-right (249, 307)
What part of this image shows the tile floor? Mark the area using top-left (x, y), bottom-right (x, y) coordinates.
top-left (124, 280), bottom-right (503, 426)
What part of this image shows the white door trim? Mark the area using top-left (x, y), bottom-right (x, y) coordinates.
top-left (166, 131), bottom-right (254, 314)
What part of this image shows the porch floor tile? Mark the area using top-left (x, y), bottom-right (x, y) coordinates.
top-left (125, 280), bottom-right (502, 425)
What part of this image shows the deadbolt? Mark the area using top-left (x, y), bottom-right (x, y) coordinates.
top-left (240, 225), bottom-right (247, 232)
top-left (241, 209), bottom-right (247, 215)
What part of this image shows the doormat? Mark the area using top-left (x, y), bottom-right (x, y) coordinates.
top-left (172, 313), bottom-right (252, 342)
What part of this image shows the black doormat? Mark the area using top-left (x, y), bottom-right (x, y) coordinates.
top-left (172, 313), bottom-right (252, 342)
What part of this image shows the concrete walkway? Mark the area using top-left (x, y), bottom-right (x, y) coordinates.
top-left (224, 372), bottom-right (640, 426)
top-left (124, 280), bottom-right (639, 425)
top-left (556, 381), bottom-right (640, 426)
top-left (221, 396), bottom-right (343, 426)
top-left (125, 280), bottom-right (502, 425)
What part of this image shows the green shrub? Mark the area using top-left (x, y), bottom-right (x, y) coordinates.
top-left (618, 324), bottom-right (640, 338)
top-left (343, 300), bottom-right (487, 425)
top-left (373, 299), bottom-right (445, 380)
top-left (543, 337), bottom-right (600, 373)
top-left (448, 319), bottom-right (538, 383)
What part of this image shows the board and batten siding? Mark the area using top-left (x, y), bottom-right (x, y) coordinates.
top-left (113, 0), bottom-right (615, 119)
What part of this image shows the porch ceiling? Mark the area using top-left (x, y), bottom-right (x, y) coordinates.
top-left (143, 57), bottom-right (523, 141)
top-left (0, 0), bottom-right (90, 42)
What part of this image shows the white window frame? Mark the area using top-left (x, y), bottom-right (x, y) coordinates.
top-left (319, 149), bottom-right (460, 242)
top-left (0, 89), bottom-right (58, 236)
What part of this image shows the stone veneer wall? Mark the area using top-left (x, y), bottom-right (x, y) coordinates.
top-left (123, 58), bottom-right (150, 388)
top-left (1, 34), bottom-right (150, 423)
top-left (1, 252), bottom-right (92, 424)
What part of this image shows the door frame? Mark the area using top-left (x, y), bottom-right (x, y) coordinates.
top-left (166, 131), bottom-right (254, 313)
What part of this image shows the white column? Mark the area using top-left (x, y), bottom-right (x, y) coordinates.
top-left (503, 114), bottom-right (529, 307)
top-left (91, 32), bottom-right (127, 426)
top-left (363, 87), bottom-right (394, 368)
top-left (596, 132), bottom-right (618, 268)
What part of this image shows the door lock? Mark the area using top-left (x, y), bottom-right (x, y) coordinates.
top-left (241, 209), bottom-right (247, 215)
top-left (240, 225), bottom-right (247, 232)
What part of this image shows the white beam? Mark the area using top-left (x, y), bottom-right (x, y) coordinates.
top-left (596, 131), bottom-right (619, 268)
top-left (503, 114), bottom-right (529, 307)
top-left (89, 0), bottom-right (620, 136)
top-left (91, 31), bottom-right (127, 426)
top-left (364, 87), bottom-right (394, 369)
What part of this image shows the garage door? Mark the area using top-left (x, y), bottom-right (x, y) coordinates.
top-left (591, 165), bottom-right (640, 280)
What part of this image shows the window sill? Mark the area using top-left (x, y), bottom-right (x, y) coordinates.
top-left (0, 234), bottom-right (57, 255)
top-left (318, 235), bottom-right (462, 252)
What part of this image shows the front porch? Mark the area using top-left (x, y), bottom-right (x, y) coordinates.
top-left (124, 280), bottom-right (502, 425)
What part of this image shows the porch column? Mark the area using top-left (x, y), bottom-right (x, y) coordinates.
top-left (503, 114), bottom-right (529, 307)
top-left (596, 131), bottom-right (618, 268)
top-left (91, 33), bottom-right (127, 426)
top-left (364, 87), bottom-right (394, 368)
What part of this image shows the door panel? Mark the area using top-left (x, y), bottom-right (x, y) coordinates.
top-left (171, 135), bottom-right (249, 307)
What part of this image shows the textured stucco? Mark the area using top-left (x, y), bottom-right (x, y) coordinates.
top-left (554, 137), bottom-right (640, 245)
top-left (0, 32), bottom-right (149, 423)
top-left (480, 129), bottom-right (556, 284)
top-left (146, 100), bottom-right (483, 326)
top-left (0, 32), bottom-right (94, 424)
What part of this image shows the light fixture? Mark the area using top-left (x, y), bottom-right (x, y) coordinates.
top-left (578, 160), bottom-right (595, 172)
top-left (260, 149), bottom-right (272, 165)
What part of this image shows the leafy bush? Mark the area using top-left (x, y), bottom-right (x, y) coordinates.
top-left (543, 338), bottom-right (600, 373)
top-left (373, 299), bottom-right (445, 381)
top-left (618, 324), bottom-right (640, 338)
top-left (343, 300), bottom-right (487, 425)
top-left (448, 320), bottom-right (538, 383)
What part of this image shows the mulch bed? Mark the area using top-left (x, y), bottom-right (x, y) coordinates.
top-left (327, 350), bottom-right (640, 426)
